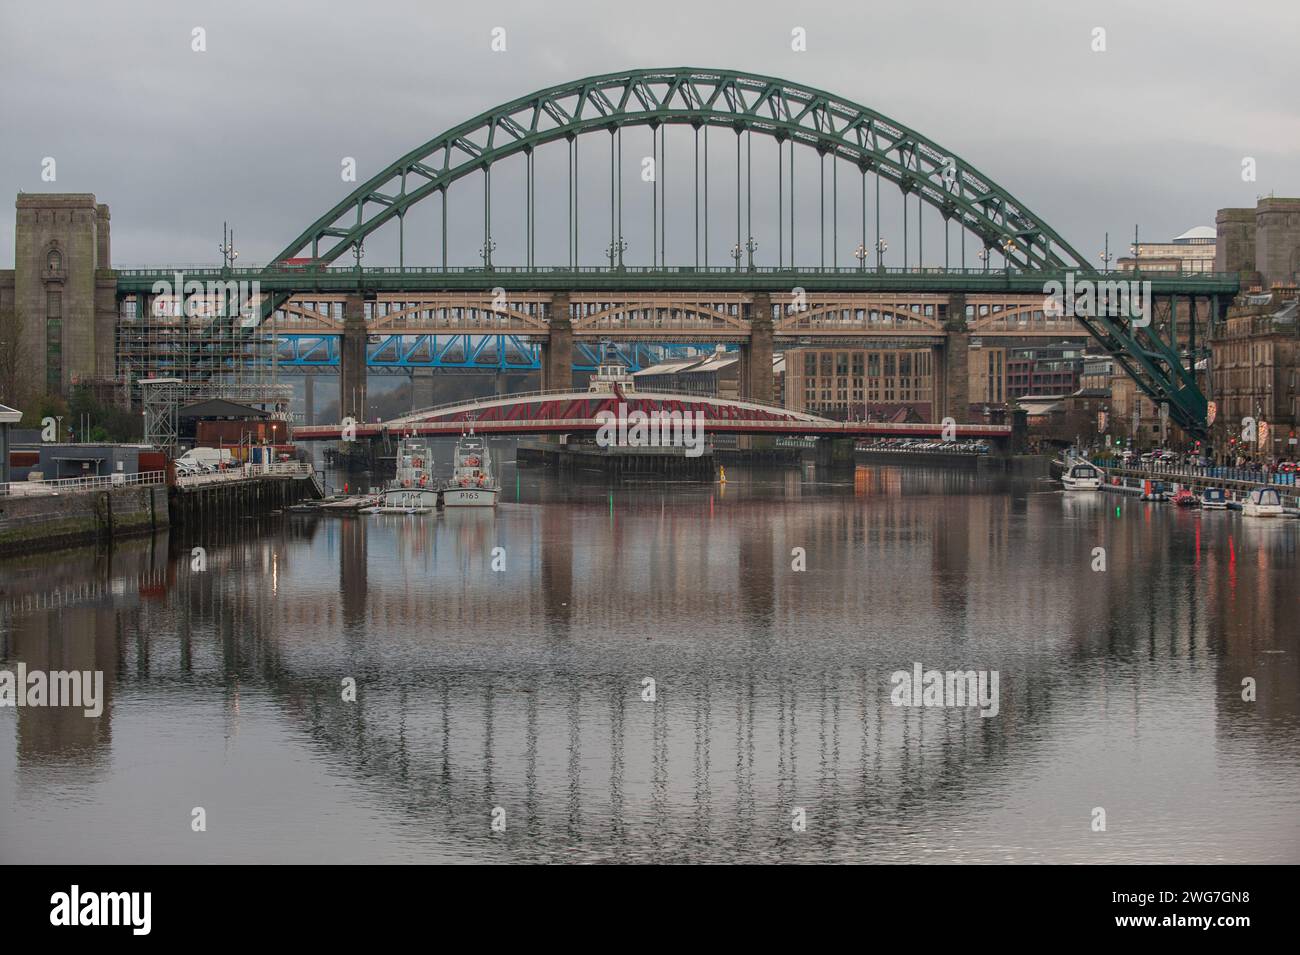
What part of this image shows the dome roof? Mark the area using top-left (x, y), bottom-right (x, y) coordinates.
top-left (1173, 225), bottom-right (1216, 242)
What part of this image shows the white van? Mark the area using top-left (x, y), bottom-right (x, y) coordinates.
top-left (177, 448), bottom-right (235, 471)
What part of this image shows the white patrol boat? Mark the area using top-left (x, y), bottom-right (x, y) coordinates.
top-left (442, 433), bottom-right (499, 507)
top-left (371, 436), bottom-right (437, 513)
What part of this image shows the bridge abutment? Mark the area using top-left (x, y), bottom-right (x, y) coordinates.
top-left (340, 295), bottom-right (367, 422)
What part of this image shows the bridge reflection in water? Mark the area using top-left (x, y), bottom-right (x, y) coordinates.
top-left (1, 464), bottom-right (1297, 862)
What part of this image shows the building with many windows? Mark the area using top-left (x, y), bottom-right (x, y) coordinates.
top-left (1209, 289), bottom-right (1299, 458)
top-left (1117, 226), bottom-right (1218, 273)
top-left (1003, 343), bottom-right (1084, 399)
top-left (968, 344), bottom-right (1006, 406)
top-left (782, 347), bottom-right (933, 420)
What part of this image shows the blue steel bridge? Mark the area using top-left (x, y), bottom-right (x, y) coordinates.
top-left (110, 68), bottom-right (1239, 436)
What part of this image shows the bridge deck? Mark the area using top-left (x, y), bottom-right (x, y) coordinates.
top-left (114, 265), bottom-right (1242, 296)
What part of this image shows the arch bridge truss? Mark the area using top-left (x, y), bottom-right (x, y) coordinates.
top-left (113, 68), bottom-right (1242, 434)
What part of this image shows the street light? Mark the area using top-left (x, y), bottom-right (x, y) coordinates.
top-left (731, 242), bottom-right (744, 272)
top-left (745, 236), bottom-right (758, 271)
top-left (977, 248), bottom-right (989, 272)
top-left (875, 236), bottom-right (888, 270)
top-left (218, 221), bottom-right (239, 270)
top-left (854, 243), bottom-right (868, 271)
top-left (479, 238), bottom-right (496, 271)
top-left (1098, 232), bottom-right (1113, 271)
top-left (606, 236), bottom-right (627, 270)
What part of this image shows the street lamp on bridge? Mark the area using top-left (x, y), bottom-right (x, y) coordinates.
top-left (875, 237), bottom-right (888, 271)
top-left (218, 222), bottom-right (239, 270)
top-left (606, 236), bottom-right (627, 270)
top-left (745, 236), bottom-right (758, 271)
top-left (479, 238), bottom-right (496, 272)
top-left (1099, 232), bottom-right (1113, 271)
top-left (854, 242), bottom-right (868, 271)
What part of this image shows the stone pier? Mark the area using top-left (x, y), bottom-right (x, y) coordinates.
top-left (340, 295), bottom-right (368, 421)
top-left (543, 291), bottom-right (573, 392)
top-left (741, 291), bottom-right (774, 403)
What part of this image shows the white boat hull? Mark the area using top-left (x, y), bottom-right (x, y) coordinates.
top-left (381, 488), bottom-right (439, 509)
top-left (442, 486), bottom-right (499, 507)
top-left (1242, 505), bottom-right (1283, 518)
top-left (1061, 477), bottom-right (1101, 490)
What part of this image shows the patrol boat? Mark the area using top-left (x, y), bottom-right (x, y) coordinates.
top-left (442, 433), bottom-right (499, 507)
top-left (373, 436), bottom-right (437, 512)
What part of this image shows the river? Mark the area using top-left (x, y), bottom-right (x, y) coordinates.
top-left (2, 458), bottom-right (1297, 863)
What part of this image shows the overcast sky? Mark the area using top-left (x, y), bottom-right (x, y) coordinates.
top-left (2, 0), bottom-right (1296, 271)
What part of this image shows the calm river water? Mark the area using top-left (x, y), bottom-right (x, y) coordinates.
top-left (2, 455), bottom-right (1297, 863)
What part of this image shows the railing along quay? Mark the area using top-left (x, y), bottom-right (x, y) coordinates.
top-left (0, 470), bottom-right (166, 498)
top-left (1101, 463), bottom-right (1300, 510)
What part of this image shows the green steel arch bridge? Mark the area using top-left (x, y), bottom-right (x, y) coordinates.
top-left (112, 67), bottom-right (1239, 436)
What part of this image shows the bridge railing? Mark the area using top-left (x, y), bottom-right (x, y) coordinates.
top-left (0, 470), bottom-right (166, 498)
top-left (114, 265), bottom-right (1244, 281)
top-left (175, 461), bottom-right (315, 488)
top-left (304, 418), bottom-right (1012, 437)
top-left (382, 387), bottom-right (830, 426)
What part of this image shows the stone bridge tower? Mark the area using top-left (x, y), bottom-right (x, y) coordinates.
top-left (8, 193), bottom-right (117, 403)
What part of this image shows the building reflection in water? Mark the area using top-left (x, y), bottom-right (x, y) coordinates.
top-left (1, 461), bottom-right (1296, 862)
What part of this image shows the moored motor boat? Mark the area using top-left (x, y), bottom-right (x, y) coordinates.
top-left (1242, 486), bottom-right (1284, 518)
top-left (1172, 487), bottom-right (1198, 507)
top-left (1140, 479), bottom-right (1170, 502)
top-left (1200, 487), bottom-right (1227, 509)
top-left (1061, 461), bottom-right (1103, 490)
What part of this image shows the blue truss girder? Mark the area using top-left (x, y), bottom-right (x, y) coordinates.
top-left (272, 336), bottom-right (732, 371)
top-left (274, 333), bottom-right (541, 369)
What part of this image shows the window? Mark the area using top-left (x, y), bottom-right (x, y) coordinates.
top-left (47, 249), bottom-right (63, 271)
top-left (46, 291), bottom-right (63, 394)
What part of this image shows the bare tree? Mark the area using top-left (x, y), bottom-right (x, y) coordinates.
top-left (0, 306), bottom-right (30, 409)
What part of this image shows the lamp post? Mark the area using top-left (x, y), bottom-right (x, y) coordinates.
top-left (479, 238), bottom-right (496, 272)
top-left (1098, 232), bottom-right (1113, 271)
top-left (745, 236), bottom-right (758, 271)
top-left (1002, 238), bottom-right (1017, 274)
top-left (217, 222), bottom-right (239, 270)
top-left (352, 241), bottom-right (366, 294)
top-left (854, 242), bottom-right (868, 271)
top-left (875, 237), bottom-right (888, 271)
top-left (606, 237), bottom-right (627, 270)
top-left (730, 242), bottom-right (743, 273)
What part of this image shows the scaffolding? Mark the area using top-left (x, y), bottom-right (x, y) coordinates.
top-left (140, 377), bottom-right (183, 456)
top-left (116, 288), bottom-right (292, 416)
